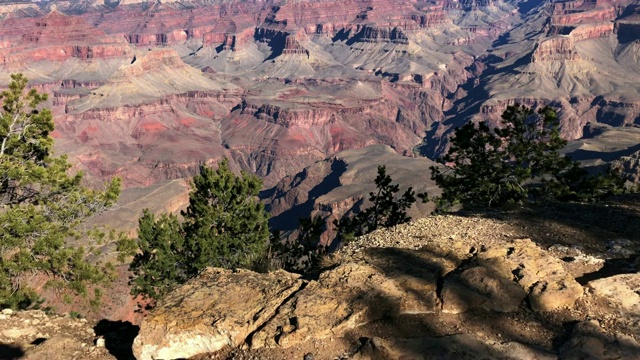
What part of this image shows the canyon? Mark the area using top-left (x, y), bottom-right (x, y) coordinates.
top-left (0, 0), bottom-right (638, 269)
top-left (0, 0), bottom-right (637, 194)
top-left (3, 0), bottom-right (639, 191)
top-left (0, 0), bottom-right (544, 188)
top-left (1, 1), bottom-right (640, 357)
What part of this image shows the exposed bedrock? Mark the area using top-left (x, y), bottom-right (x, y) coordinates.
top-left (84, 1), bottom-right (265, 47)
top-left (349, 25), bottom-right (409, 44)
top-left (240, 98), bottom-right (393, 129)
top-left (283, 36), bottom-right (309, 55)
top-left (551, 0), bottom-right (589, 15)
top-left (570, 23), bottom-right (614, 41)
top-left (551, 6), bottom-right (617, 26)
top-left (593, 98), bottom-right (640, 127)
top-left (410, 12), bottom-right (450, 28)
top-left (0, 11), bottom-right (131, 68)
top-left (447, 0), bottom-right (495, 10)
top-left (550, 22), bottom-right (614, 40)
top-left (204, 28), bottom-right (254, 50)
top-left (531, 37), bottom-right (580, 62)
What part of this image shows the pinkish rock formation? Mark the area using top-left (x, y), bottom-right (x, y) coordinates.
top-left (0, 0), bottom-right (635, 196)
top-left (531, 37), bottom-right (580, 62)
top-left (0, 11), bottom-right (131, 69)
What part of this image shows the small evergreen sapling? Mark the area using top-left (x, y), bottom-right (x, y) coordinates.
top-left (335, 165), bottom-right (421, 241)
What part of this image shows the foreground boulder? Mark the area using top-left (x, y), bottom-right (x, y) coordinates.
top-left (443, 239), bottom-right (583, 313)
top-left (587, 273), bottom-right (640, 316)
top-left (251, 248), bottom-right (445, 349)
top-left (132, 268), bottom-right (304, 360)
top-left (133, 246), bottom-right (455, 358)
top-left (132, 239), bottom-right (592, 359)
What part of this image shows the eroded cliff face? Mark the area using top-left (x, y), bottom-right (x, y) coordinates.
top-left (0, 0), bottom-right (510, 188)
top-left (0, 0), bottom-right (638, 190)
top-left (456, 0), bottom-right (640, 146)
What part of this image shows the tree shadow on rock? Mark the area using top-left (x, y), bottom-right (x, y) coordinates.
top-left (458, 196), bottom-right (640, 254)
top-left (94, 320), bottom-right (140, 360)
top-left (0, 344), bottom-right (24, 360)
top-left (347, 246), bottom-right (575, 357)
top-left (575, 254), bottom-right (639, 285)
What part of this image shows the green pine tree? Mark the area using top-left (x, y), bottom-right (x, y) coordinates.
top-left (0, 74), bottom-right (121, 309)
top-left (431, 104), bottom-right (625, 209)
top-left (123, 159), bottom-right (270, 300)
top-left (336, 165), bottom-right (420, 240)
top-left (267, 215), bottom-right (326, 274)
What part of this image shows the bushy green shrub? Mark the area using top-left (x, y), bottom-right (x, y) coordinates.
top-left (431, 104), bottom-right (626, 209)
top-left (121, 159), bottom-right (270, 300)
top-left (0, 74), bottom-right (121, 309)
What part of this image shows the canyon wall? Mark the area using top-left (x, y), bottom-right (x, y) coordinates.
top-left (0, 0), bottom-right (637, 191)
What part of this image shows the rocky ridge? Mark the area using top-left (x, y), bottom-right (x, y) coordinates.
top-left (132, 201), bottom-right (640, 360)
top-left (3, 197), bottom-right (640, 359)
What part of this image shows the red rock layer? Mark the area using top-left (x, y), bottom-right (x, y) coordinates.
top-left (570, 23), bottom-right (614, 41)
top-left (0, 11), bottom-right (131, 68)
top-left (531, 37), bottom-right (580, 62)
top-left (550, 4), bottom-right (616, 26)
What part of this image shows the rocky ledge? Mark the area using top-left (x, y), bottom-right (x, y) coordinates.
top-left (133, 211), bottom-right (640, 360)
top-left (0, 310), bottom-right (117, 360)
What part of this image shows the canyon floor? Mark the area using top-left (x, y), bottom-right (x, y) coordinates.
top-left (4, 195), bottom-right (640, 360)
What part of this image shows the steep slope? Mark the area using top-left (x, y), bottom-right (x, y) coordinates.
top-left (0, 0), bottom-right (520, 188)
top-left (265, 145), bottom-right (440, 244)
top-left (457, 0), bottom-right (640, 141)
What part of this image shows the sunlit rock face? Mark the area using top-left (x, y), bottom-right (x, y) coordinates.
top-left (0, 0), bottom-right (516, 188)
top-left (0, 0), bottom-right (639, 189)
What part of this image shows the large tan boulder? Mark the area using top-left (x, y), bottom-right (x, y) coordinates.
top-left (132, 268), bottom-right (304, 360)
top-left (587, 274), bottom-right (640, 315)
top-left (133, 246), bottom-right (448, 357)
top-left (250, 249), bottom-right (443, 349)
top-left (443, 239), bottom-right (583, 313)
top-left (352, 334), bottom-right (556, 360)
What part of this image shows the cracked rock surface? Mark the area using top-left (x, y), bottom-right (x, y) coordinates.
top-left (132, 268), bottom-right (304, 360)
top-left (135, 205), bottom-right (640, 360)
